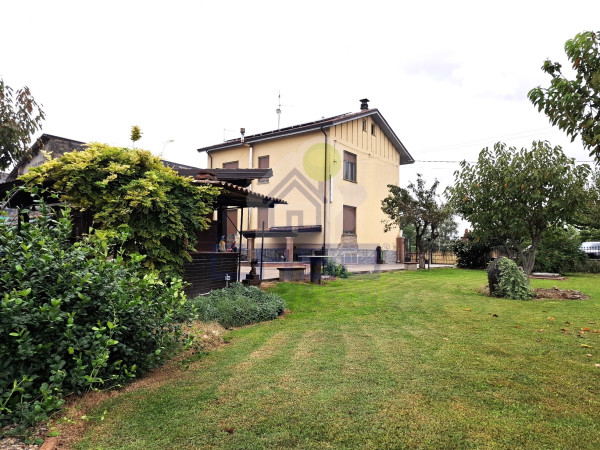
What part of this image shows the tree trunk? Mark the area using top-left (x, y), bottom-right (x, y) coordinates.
top-left (520, 236), bottom-right (541, 275)
top-left (418, 251), bottom-right (426, 269)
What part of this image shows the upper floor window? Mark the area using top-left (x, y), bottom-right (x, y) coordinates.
top-left (371, 124), bottom-right (376, 136)
top-left (362, 119), bottom-right (367, 132)
top-left (223, 161), bottom-right (239, 169)
top-left (343, 151), bottom-right (357, 182)
top-left (258, 155), bottom-right (270, 183)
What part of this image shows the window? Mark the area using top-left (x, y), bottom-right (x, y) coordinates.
top-left (343, 205), bottom-right (356, 234)
top-left (258, 155), bottom-right (269, 183)
top-left (362, 119), bottom-right (366, 132)
top-left (371, 124), bottom-right (376, 136)
top-left (256, 207), bottom-right (269, 230)
top-left (343, 151), bottom-right (357, 182)
top-left (223, 161), bottom-right (239, 169)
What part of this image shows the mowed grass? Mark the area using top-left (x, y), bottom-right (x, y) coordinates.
top-left (75, 269), bottom-right (600, 449)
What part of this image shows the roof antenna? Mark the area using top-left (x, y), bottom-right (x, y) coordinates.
top-left (276, 91), bottom-right (282, 130)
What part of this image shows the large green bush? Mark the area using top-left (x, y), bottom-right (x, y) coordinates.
top-left (0, 198), bottom-right (191, 427)
top-left (453, 236), bottom-right (492, 269)
top-left (192, 283), bottom-right (285, 329)
top-left (533, 226), bottom-right (588, 274)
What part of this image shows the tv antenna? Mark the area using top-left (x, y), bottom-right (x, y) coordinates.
top-left (276, 91), bottom-right (282, 130)
top-left (275, 91), bottom-right (293, 130)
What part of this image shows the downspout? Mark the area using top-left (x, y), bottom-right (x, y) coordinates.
top-left (248, 145), bottom-right (253, 230)
top-left (207, 151), bottom-right (213, 169)
top-left (320, 126), bottom-right (328, 253)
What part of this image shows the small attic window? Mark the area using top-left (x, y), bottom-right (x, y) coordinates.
top-left (371, 124), bottom-right (376, 136)
top-left (362, 119), bottom-right (366, 132)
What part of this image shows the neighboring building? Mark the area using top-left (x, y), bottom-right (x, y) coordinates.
top-left (5, 134), bottom-right (85, 181)
top-left (197, 99), bottom-right (414, 264)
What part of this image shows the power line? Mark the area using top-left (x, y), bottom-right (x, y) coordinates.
top-left (414, 159), bottom-right (594, 164)
top-left (414, 127), bottom-right (564, 155)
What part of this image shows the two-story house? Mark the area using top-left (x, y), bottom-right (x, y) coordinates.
top-left (197, 99), bottom-right (414, 264)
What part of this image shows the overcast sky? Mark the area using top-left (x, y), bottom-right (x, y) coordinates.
top-left (2, 0), bottom-right (599, 196)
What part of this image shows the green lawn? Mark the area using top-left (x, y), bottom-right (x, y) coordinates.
top-left (74, 269), bottom-right (600, 449)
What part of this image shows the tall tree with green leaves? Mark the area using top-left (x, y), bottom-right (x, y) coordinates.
top-left (0, 78), bottom-right (45, 171)
top-left (21, 143), bottom-right (220, 274)
top-left (528, 31), bottom-right (600, 162)
top-left (447, 141), bottom-right (590, 275)
top-left (382, 174), bottom-right (450, 268)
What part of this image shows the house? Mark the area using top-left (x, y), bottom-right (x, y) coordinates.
top-left (197, 99), bottom-right (414, 264)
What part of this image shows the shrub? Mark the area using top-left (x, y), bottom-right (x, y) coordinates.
top-left (574, 259), bottom-right (600, 273)
top-left (192, 283), bottom-right (285, 329)
top-left (533, 227), bottom-right (588, 274)
top-left (323, 258), bottom-right (350, 278)
top-left (453, 237), bottom-right (492, 269)
top-left (0, 198), bottom-right (191, 427)
top-left (488, 257), bottom-right (532, 300)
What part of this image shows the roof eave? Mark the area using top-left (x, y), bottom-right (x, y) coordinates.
top-left (197, 109), bottom-right (415, 165)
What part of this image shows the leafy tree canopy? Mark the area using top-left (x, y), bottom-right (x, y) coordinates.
top-left (528, 31), bottom-right (600, 162)
top-left (20, 143), bottom-right (220, 274)
top-left (447, 141), bottom-right (590, 274)
top-left (0, 78), bottom-right (45, 171)
top-left (382, 174), bottom-right (451, 268)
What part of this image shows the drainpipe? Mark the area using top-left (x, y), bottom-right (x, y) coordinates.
top-left (207, 152), bottom-right (213, 169)
top-left (320, 125), bottom-right (328, 253)
top-left (248, 145), bottom-right (253, 230)
top-left (331, 140), bottom-right (336, 203)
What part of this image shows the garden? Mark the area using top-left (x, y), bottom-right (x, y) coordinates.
top-left (28, 268), bottom-right (600, 449)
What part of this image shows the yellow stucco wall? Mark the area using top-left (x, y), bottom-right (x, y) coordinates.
top-left (208, 116), bottom-right (402, 251)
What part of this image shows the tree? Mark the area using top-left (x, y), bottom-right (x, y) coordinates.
top-left (0, 78), bottom-right (45, 171)
top-left (20, 143), bottom-right (220, 274)
top-left (382, 174), bottom-right (451, 269)
top-left (528, 31), bottom-right (600, 162)
top-left (130, 125), bottom-right (142, 148)
top-left (447, 141), bottom-right (590, 275)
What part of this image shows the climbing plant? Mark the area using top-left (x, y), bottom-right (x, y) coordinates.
top-left (20, 143), bottom-right (220, 274)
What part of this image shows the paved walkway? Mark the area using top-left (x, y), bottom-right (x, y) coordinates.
top-left (240, 261), bottom-right (453, 281)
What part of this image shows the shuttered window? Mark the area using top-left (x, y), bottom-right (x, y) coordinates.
top-left (343, 205), bottom-right (356, 234)
top-left (258, 155), bottom-right (269, 183)
top-left (223, 161), bottom-right (239, 169)
top-left (257, 207), bottom-right (269, 230)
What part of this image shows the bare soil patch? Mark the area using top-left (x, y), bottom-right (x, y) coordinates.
top-left (533, 287), bottom-right (589, 300)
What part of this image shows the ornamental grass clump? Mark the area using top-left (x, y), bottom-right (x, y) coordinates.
top-left (192, 283), bottom-right (286, 329)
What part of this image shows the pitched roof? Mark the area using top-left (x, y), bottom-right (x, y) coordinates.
top-left (197, 108), bottom-right (414, 165)
top-left (6, 134), bottom-right (86, 181)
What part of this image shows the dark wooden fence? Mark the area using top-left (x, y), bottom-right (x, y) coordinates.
top-left (183, 252), bottom-right (239, 297)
